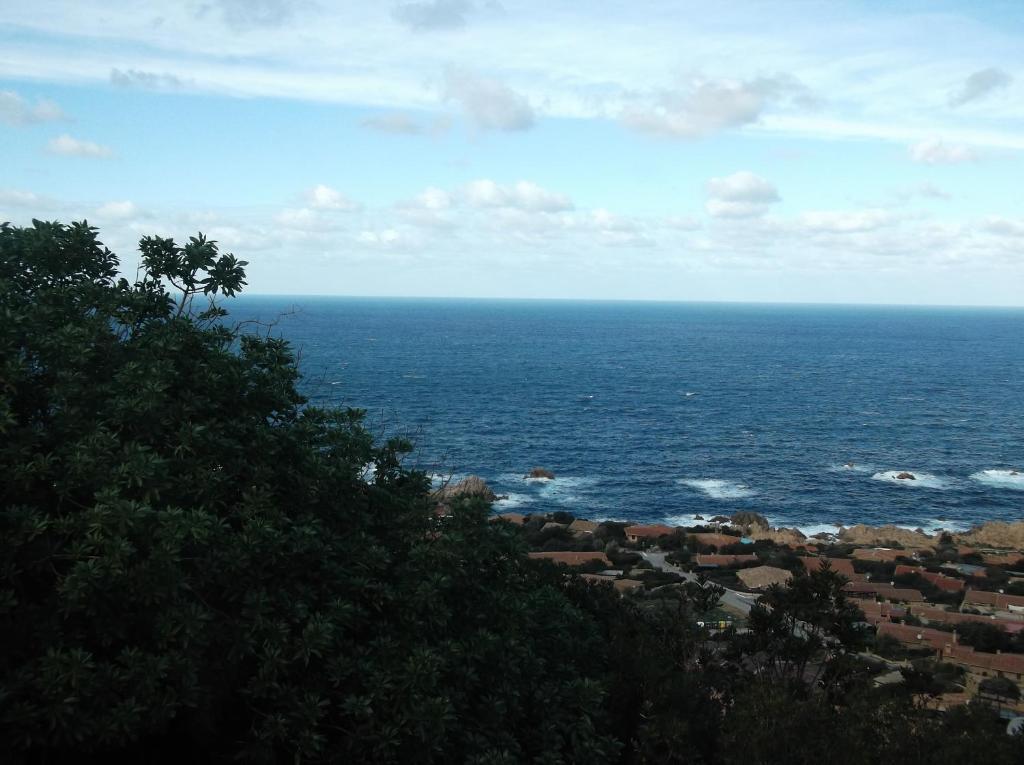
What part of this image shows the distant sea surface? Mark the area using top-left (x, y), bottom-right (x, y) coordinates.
top-left (232, 297), bottom-right (1024, 534)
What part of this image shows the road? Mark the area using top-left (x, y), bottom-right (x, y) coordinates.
top-left (641, 550), bottom-right (761, 616)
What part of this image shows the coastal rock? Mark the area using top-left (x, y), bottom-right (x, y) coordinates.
top-left (710, 515), bottom-right (731, 524)
top-left (731, 511), bottom-right (769, 531)
top-left (896, 472), bottom-right (916, 480)
top-left (432, 475), bottom-right (498, 503)
top-left (955, 521), bottom-right (1024, 551)
top-left (749, 526), bottom-right (806, 546)
top-left (527, 467), bottom-right (556, 480)
top-left (694, 515), bottom-right (705, 521)
top-left (838, 524), bottom-right (933, 547)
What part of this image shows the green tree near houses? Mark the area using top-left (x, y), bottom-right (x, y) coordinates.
top-left (0, 220), bottom-right (617, 764)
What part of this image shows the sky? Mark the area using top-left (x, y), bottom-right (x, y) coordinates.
top-left (1, 1), bottom-right (1023, 305)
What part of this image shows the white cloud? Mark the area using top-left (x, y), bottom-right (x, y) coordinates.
top-left (393, 0), bottom-right (471, 32)
top-left (949, 67), bottom-right (1012, 107)
top-left (211, 0), bottom-right (307, 30)
top-left (908, 138), bottom-right (977, 164)
top-left (624, 75), bottom-right (809, 139)
top-left (96, 200), bottom-right (139, 219)
top-left (360, 113), bottom-right (426, 134)
top-left (798, 209), bottom-right (894, 234)
top-left (0, 90), bottom-right (66, 125)
top-left (0, 189), bottom-right (43, 206)
top-left (357, 228), bottom-right (403, 247)
top-left (443, 68), bottom-right (534, 131)
top-left (47, 134), bottom-right (113, 158)
top-left (705, 171), bottom-right (779, 218)
top-left (980, 217), bottom-right (1024, 237)
top-left (413, 186), bottom-right (452, 210)
top-left (464, 180), bottom-right (572, 211)
top-left (110, 68), bottom-right (186, 90)
top-left (305, 184), bottom-right (359, 211)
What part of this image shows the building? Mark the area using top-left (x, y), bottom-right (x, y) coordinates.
top-left (962, 590), bottom-right (1024, 614)
top-left (799, 556), bottom-right (856, 577)
top-left (581, 573), bottom-right (644, 593)
top-left (875, 622), bottom-right (951, 652)
top-left (857, 600), bottom-right (906, 626)
top-left (624, 524), bottom-right (675, 543)
top-left (912, 605), bottom-right (1024, 633)
top-left (843, 581), bottom-right (925, 603)
top-left (528, 551), bottom-right (611, 567)
top-left (893, 564), bottom-right (965, 592)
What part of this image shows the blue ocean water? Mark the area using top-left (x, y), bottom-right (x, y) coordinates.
top-left (232, 297), bottom-right (1024, 533)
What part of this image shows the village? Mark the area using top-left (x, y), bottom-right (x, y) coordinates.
top-left (488, 503), bottom-right (1024, 719)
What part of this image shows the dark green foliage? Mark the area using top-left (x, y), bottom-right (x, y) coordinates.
top-left (3, 221), bottom-right (1019, 764)
top-left (0, 221), bottom-right (616, 764)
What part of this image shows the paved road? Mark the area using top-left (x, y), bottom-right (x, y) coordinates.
top-left (641, 550), bottom-right (761, 616)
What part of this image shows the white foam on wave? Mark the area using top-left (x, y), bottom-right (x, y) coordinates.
top-left (663, 513), bottom-right (723, 528)
top-left (678, 478), bottom-right (756, 500)
top-left (828, 462), bottom-right (874, 474)
top-left (970, 469), bottom-right (1024, 491)
top-left (494, 473), bottom-right (599, 507)
top-left (495, 492), bottom-right (534, 509)
top-left (871, 471), bottom-right (950, 490)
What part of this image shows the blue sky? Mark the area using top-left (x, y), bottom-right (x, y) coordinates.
top-left (1, 1), bottom-right (1022, 305)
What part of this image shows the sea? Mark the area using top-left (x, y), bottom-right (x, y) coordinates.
top-left (232, 297), bottom-right (1024, 535)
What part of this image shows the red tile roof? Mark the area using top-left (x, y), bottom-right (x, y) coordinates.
top-left (843, 581), bottom-right (925, 602)
top-left (894, 565), bottom-right (965, 592)
top-left (876, 622), bottom-right (953, 652)
top-left (912, 605), bottom-right (1024, 633)
top-left (528, 551), bottom-right (611, 567)
top-left (943, 645), bottom-right (1024, 676)
top-left (962, 590), bottom-right (1024, 610)
top-left (799, 556), bottom-right (855, 577)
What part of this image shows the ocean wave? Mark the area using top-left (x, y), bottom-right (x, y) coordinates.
top-left (871, 471), bottom-right (950, 489)
top-left (494, 493), bottom-right (534, 509)
top-left (828, 462), bottom-right (873, 473)
top-left (970, 469), bottom-right (1024, 491)
top-left (663, 513), bottom-right (723, 527)
top-left (678, 478), bottom-right (756, 500)
top-left (897, 519), bottom-right (970, 533)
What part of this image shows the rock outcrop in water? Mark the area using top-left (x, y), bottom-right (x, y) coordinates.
top-left (749, 526), bottom-right (806, 546)
top-left (731, 511), bottom-right (769, 532)
top-left (838, 524), bottom-right (932, 547)
top-left (527, 467), bottom-right (556, 480)
top-left (896, 472), bottom-right (916, 480)
top-left (433, 475), bottom-right (498, 503)
top-left (956, 521), bottom-right (1024, 550)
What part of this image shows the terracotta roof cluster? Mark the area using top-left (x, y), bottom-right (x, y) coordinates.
top-left (624, 524), bottom-right (676, 539)
top-left (857, 600), bottom-right (906, 625)
top-left (799, 556), bottom-right (856, 577)
top-left (843, 581), bottom-right (925, 602)
top-left (944, 645), bottom-right (1024, 677)
top-left (982, 552), bottom-right (1023, 567)
top-left (852, 548), bottom-right (912, 562)
top-left (962, 590), bottom-right (1024, 610)
top-left (693, 554), bottom-right (758, 568)
top-left (912, 605), bottom-right (1024, 633)
top-left (528, 551), bottom-right (611, 567)
top-left (893, 564), bottom-right (965, 592)
top-left (876, 622), bottom-right (952, 652)
top-left (690, 532), bottom-right (743, 549)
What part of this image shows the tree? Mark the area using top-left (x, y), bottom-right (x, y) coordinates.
top-left (0, 221), bottom-right (617, 763)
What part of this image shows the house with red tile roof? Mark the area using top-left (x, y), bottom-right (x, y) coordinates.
top-left (894, 564), bottom-right (965, 592)
top-left (912, 605), bottom-right (1024, 633)
top-left (962, 590), bottom-right (1024, 614)
top-left (799, 556), bottom-right (855, 577)
top-left (843, 581), bottom-right (925, 603)
top-left (528, 551), bottom-right (611, 567)
top-left (624, 524), bottom-right (675, 543)
top-left (942, 645), bottom-right (1024, 691)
